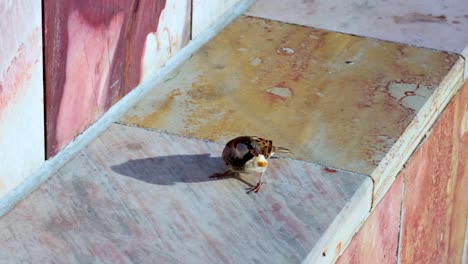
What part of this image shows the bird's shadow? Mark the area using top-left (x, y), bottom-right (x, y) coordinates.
top-left (110, 153), bottom-right (253, 187)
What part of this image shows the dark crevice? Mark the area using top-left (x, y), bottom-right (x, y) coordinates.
top-left (370, 176), bottom-right (375, 210)
top-left (190, 0), bottom-right (194, 40)
top-left (41, 0), bottom-right (47, 160)
top-left (395, 176), bottom-right (405, 263)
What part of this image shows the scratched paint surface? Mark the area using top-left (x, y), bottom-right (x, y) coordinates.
top-left (0, 0), bottom-right (44, 198)
top-left (121, 16), bottom-right (459, 176)
top-left (246, 0), bottom-right (468, 53)
top-left (0, 124), bottom-right (370, 263)
top-left (44, 0), bottom-right (191, 157)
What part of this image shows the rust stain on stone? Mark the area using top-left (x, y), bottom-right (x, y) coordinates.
top-left (121, 16), bottom-right (460, 175)
top-left (335, 241), bottom-right (343, 255)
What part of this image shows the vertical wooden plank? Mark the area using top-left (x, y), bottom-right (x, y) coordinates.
top-left (44, 0), bottom-right (191, 157)
top-left (0, 0), bottom-right (44, 198)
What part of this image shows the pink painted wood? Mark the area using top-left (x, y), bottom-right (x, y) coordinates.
top-left (44, 0), bottom-right (191, 157)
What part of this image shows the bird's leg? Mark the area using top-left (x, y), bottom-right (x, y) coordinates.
top-left (209, 170), bottom-right (233, 178)
top-left (247, 172), bottom-right (265, 194)
top-left (233, 177), bottom-right (255, 188)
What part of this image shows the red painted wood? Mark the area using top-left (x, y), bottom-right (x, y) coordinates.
top-left (44, 0), bottom-right (190, 157)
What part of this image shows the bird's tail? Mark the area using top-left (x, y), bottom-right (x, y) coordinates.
top-left (272, 146), bottom-right (293, 155)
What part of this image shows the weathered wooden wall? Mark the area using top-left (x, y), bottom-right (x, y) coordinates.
top-left (44, 0), bottom-right (191, 157)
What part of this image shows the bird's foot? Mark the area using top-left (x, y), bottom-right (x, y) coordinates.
top-left (246, 182), bottom-right (264, 194)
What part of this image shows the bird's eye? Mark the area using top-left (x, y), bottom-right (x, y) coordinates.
top-left (250, 149), bottom-right (259, 156)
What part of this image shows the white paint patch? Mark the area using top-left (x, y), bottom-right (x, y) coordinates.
top-left (461, 103), bottom-right (468, 136)
top-left (266, 86), bottom-right (292, 98)
top-left (388, 82), bottom-right (432, 111)
top-left (278, 47), bottom-right (295, 54)
top-left (250, 57), bottom-right (262, 66)
top-left (141, 0), bottom-right (190, 81)
top-left (0, 39), bottom-right (44, 199)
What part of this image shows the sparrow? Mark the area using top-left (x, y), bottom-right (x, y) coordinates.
top-left (210, 136), bottom-right (292, 193)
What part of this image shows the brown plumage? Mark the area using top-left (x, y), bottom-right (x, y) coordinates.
top-left (210, 136), bottom-right (292, 193)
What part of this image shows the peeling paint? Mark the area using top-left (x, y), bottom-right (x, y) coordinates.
top-left (265, 86), bottom-right (292, 99)
top-left (45, 0), bottom-right (191, 157)
top-left (277, 47), bottom-right (295, 55)
top-left (250, 57), bottom-right (262, 66)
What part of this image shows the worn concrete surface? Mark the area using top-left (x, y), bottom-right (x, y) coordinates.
top-left (0, 124), bottom-right (371, 263)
